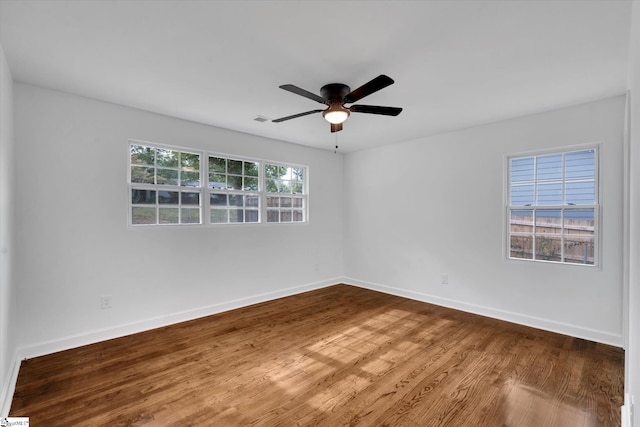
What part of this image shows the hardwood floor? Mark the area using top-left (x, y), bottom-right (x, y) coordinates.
top-left (11, 284), bottom-right (624, 426)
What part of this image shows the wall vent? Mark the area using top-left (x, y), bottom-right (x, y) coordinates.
top-left (253, 115), bottom-right (270, 123)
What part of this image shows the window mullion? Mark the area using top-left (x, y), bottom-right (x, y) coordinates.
top-left (560, 208), bottom-right (565, 263)
top-left (533, 156), bottom-right (538, 206)
top-left (203, 158), bottom-right (209, 225)
top-left (531, 208), bottom-right (538, 261)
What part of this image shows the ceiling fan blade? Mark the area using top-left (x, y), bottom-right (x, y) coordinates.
top-left (272, 109), bottom-right (324, 123)
top-left (344, 75), bottom-right (395, 103)
top-left (349, 105), bottom-right (403, 116)
top-left (330, 123), bottom-right (343, 133)
top-left (279, 84), bottom-right (326, 104)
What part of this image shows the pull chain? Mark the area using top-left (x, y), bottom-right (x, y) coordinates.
top-left (334, 132), bottom-right (339, 153)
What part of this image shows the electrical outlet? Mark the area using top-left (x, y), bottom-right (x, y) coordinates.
top-left (100, 295), bottom-right (112, 309)
top-left (441, 274), bottom-right (449, 285)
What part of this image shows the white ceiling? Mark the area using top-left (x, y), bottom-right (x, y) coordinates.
top-left (0, 0), bottom-right (633, 152)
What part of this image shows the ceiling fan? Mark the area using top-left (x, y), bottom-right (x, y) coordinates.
top-left (272, 74), bottom-right (402, 133)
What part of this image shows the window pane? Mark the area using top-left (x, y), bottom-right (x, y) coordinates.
top-left (159, 207), bottom-right (179, 224)
top-left (292, 182), bottom-right (303, 194)
top-left (244, 177), bottom-right (259, 191)
top-left (267, 196), bottom-right (279, 207)
top-left (510, 157), bottom-right (534, 183)
top-left (537, 182), bottom-right (562, 205)
top-left (131, 166), bottom-right (155, 184)
top-left (535, 210), bottom-right (561, 235)
top-left (246, 196), bottom-right (259, 208)
top-left (510, 184), bottom-right (534, 206)
top-left (228, 159), bottom-right (243, 175)
top-left (266, 178), bottom-right (278, 193)
top-left (281, 197), bottom-right (292, 208)
top-left (158, 191), bottom-right (179, 205)
top-left (293, 168), bottom-right (304, 181)
top-left (564, 209), bottom-right (595, 234)
top-left (131, 145), bottom-right (155, 166)
top-left (209, 157), bottom-right (226, 173)
top-left (229, 194), bottom-right (243, 207)
top-left (181, 152), bottom-right (199, 171)
top-left (157, 168), bottom-right (178, 186)
top-left (181, 171), bottom-right (200, 187)
top-left (566, 150), bottom-right (595, 180)
top-left (510, 210), bottom-right (533, 233)
top-left (210, 193), bottom-right (228, 206)
top-left (510, 235), bottom-right (533, 259)
top-left (132, 207), bottom-right (156, 224)
top-left (157, 149), bottom-right (179, 168)
top-left (267, 210), bottom-right (279, 222)
top-left (209, 174), bottom-right (226, 189)
top-left (229, 209), bottom-right (244, 223)
top-left (265, 164), bottom-right (279, 178)
top-left (536, 154), bottom-right (562, 181)
top-left (535, 236), bottom-right (562, 262)
top-left (227, 175), bottom-right (242, 190)
top-left (281, 211), bottom-right (292, 222)
top-left (566, 180), bottom-right (595, 205)
top-left (564, 236), bottom-right (594, 265)
top-left (292, 198), bottom-right (303, 208)
top-left (131, 189), bottom-right (155, 204)
top-left (244, 161), bottom-right (259, 177)
top-left (564, 208), bottom-right (594, 265)
top-left (211, 209), bottom-right (228, 223)
top-left (246, 210), bottom-right (259, 223)
top-left (278, 180), bottom-right (292, 193)
top-left (181, 208), bottom-right (200, 224)
top-left (293, 210), bottom-right (304, 222)
top-left (181, 192), bottom-right (200, 205)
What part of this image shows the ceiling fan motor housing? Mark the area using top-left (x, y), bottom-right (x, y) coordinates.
top-left (320, 84), bottom-right (351, 103)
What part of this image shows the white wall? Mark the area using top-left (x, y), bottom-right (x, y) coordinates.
top-left (625, 2), bottom-right (640, 425)
top-left (344, 96), bottom-right (625, 346)
top-left (12, 83), bottom-right (344, 357)
top-left (0, 44), bottom-right (17, 415)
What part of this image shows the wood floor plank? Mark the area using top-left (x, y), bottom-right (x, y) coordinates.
top-left (10, 284), bottom-right (624, 426)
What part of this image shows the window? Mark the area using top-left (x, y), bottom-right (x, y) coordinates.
top-left (208, 155), bottom-right (261, 224)
top-left (265, 163), bottom-right (306, 223)
top-left (128, 141), bottom-right (308, 226)
top-left (507, 147), bottom-right (597, 265)
top-left (130, 144), bottom-right (202, 225)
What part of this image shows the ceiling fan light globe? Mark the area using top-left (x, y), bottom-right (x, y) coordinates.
top-left (323, 109), bottom-right (349, 124)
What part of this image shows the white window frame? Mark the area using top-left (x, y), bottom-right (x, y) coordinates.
top-left (128, 140), bottom-right (204, 226)
top-left (207, 153), bottom-right (262, 225)
top-left (505, 144), bottom-right (600, 266)
top-left (264, 161), bottom-right (308, 224)
top-left (128, 140), bottom-right (308, 227)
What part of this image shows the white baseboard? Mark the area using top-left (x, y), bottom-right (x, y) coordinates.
top-left (342, 277), bottom-right (623, 347)
top-left (17, 277), bottom-right (340, 361)
top-left (0, 351), bottom-right (22, 417)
